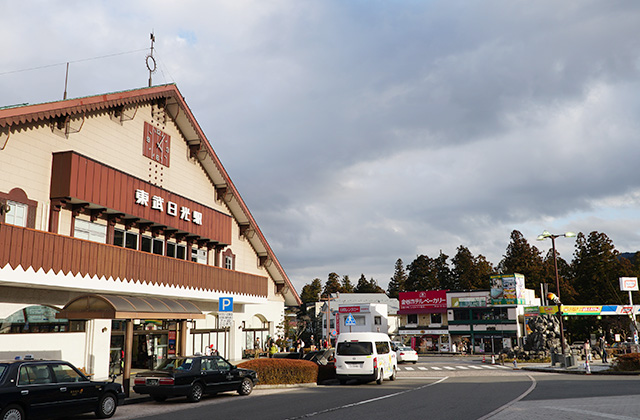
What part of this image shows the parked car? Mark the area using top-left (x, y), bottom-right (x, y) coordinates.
top-left (133, 355), bottom-right (258, 402)
top-left (303, 348), bottom-right (335, 366)
top-left (0, 356), bottom-right (124, 420)
top-left (395, 346), bottom-right (418, 364)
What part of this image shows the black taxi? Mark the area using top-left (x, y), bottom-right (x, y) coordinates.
top-left (133, 355), bottom-right (258, 402)
top-left (0, 357), bottom-right (125, 420)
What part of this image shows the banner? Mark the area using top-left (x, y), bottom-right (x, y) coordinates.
top-left (399, 291), bottom-right (447, 313)
top-left (490, 274), bottom-right (525, 305)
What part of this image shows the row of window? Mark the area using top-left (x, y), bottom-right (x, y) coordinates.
top-left (74, 219), bottom-right (232, 268)
top-left (406, 313), bottom-right (442, 324)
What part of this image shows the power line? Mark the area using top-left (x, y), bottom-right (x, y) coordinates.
top-left (0, 48), bottom-right (148, 77)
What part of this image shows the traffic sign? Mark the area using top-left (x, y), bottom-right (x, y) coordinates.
top-left (219, 312), bottom-right (233, 328)
top-left (345, 313), bottom-right (356, 326)
top-left (219, 297), bottom-right (233, 312)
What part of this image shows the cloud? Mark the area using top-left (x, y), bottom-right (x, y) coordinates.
top-left (2, 0), bottom-right (640, 293)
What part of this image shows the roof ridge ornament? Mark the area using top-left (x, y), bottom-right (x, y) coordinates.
top-left (146, 32), bottom-right (157, 87)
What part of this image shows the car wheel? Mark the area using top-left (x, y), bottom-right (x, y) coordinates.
top-left (376, 369), bottom-right (383, 385)
top-left (187, 382), bottom-right (204, 403)
top-left (390, 367), bottom-right (397, 381)
top-left (151, 395), bottom-right (167, 402)
top-left (95, 393), bottom-right (117, 419)
top-left (413, 361), bottom-right (417, 364)
top-left (1, 405), bottom-right (25, 420)
top-left (238, 377), bottom-right (253, 396)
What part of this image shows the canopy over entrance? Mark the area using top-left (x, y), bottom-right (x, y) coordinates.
top-left (56, 294), bottom-right (205, 320)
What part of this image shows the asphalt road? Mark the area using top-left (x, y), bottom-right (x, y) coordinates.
top-left (68, 357), bottom-right (640, 420)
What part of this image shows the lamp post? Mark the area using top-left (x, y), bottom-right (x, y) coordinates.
top-left (537, 230), bottom-right (576, 364)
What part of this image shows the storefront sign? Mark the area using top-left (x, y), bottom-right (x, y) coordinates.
top-left (399, 291), bottom-right (447, 313)
top-left (168, 331), bottom-right (176, 355)
top-left (451, 297), bottom-right (488, 308)
top-left (620, 277), bottom-right (639, 291)
top-left (490, 274), bottom-right (525, 305)
top-left (339, 306), bottom-right (363, 313)
top-left (136, 188), bottom-right (203, 225)
top-left (562, 306), bottom-right (602, 316)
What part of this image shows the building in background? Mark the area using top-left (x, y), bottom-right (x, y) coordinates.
top-left (397, 291), bottom-right (450, 352)
top-left (0, 84), bottom-right (300, 393)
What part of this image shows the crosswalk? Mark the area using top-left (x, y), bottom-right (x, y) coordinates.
top-left (399, 364), bottom-right (511, 371)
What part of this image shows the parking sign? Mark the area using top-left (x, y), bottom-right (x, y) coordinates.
top-left (219, 297), bottom-right (233, 312)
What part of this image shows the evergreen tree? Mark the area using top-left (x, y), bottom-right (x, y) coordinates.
top-left (341, 275), bottom-right (355, 293)
top-left (452, 246), bottom-right (496, 290)
top-left (323, 272), bottom-right (342, 297)
top-left (498, 230), bottom-right (544, 289)
top-left (387, 258), bottom-right (408, 298)
top-left (300, 278), bottom-right (322, 304)
top-left (571, 231), bottom-right (626, 304)
top-left (354, 274), bottom-right (385, 293)
top-left (406, 255), bottom-right (439, 291)
top-left (435, 251), bottom-right (454, 290)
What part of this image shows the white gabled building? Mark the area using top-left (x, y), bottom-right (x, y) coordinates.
top-left (0, 84), bottom-right (300, 393)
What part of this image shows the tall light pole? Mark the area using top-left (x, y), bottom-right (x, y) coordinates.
top-left (537, 230), bottom-right (576, 364)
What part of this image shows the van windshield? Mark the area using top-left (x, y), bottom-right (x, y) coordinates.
top-left (337, 342), bottom-right (373, 356)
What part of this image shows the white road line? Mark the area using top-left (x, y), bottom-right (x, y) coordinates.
top-left (404, 367), bottom-right (415, 370)
top-left (443, 366), bottom-right (456, 370)
top-left (469, 366), bottom-right (484, 370)
top-left (476, 374), bottom-right (537, 420)
top-left (285, 377), bottom-right (449, 419)
top-left (418, 367), bottom-right (428, 371)
top-left (482, 365), bottom-right (498, 369)
top-left (430, 366), bottom-right (443, 370)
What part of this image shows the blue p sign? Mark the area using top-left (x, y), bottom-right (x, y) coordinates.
top-left (219, 297), bottom-right (233, 312)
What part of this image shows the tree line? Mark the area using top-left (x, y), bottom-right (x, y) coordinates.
top-left (300, 229), bottom-right (640, 307)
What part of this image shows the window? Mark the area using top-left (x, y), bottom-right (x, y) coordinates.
top-left (224, 256), bottom-right (233, 269)
top-left (407, 314), bottom-right (418, 324)
top-left (141, 235), bottom-right (164, 255)
top-left (19, 365), bottom-right (53, 385)
top-left (374, 316), bottom-right (382, 325)
top-left (167, 242), bottom-right (187, 259)
top-left (354, 316), bottom-right (366, 326)
top-left (0, 305), bottom-right (85, 334)
top-left (5, 200), bottom-right (27, 227)
top-left (52, 363), bottom-right (86, 383)
top-left (431, 313), bottom-right (442, 324)
top-left (192, 248), bottom-right (207, 264)
top-left (73, 219), bottom-right (107, 243)
top-left (375, 341), bottom-right (390, 354)
top-left (114, 229), bottom-right (138, 250)
top-left (336, 342), bottom-right (373, 356)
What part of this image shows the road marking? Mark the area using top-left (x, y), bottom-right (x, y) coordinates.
top-left (443, 366), bottom-right (456, 370)
top-left (430, 366), bottom-right (443, 370)
top-left (285, 377), bottom-right (449, 419)
top-left (418, 367), bottom-right (428, 371)
top-left (469, 366), bottom-right (484, 370)
top-left (482, 365), bottom-right (498, 369)
top-left (476, 374), bottom-right (537, 420)
top-left (455, 366), bottom-right (469, 369)
top-left (404, 367), bottom-right (415, 370)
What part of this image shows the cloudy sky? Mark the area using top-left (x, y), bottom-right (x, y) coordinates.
top-left (2, 1), bottom-right (640, 293)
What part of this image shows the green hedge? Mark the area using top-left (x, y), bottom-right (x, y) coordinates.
top-left (237, 359), bottom-right (319, 385)
top-left (612, 353), bottom-right (640, 371)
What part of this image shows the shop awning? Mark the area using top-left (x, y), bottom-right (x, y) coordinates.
top-left (56, 294), bottom-right (205, 320)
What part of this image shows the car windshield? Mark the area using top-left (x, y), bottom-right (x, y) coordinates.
top-left (398, 346), bottom-right (413, 351)
top-left (155, 358), bottom-right (195, 371)
top-left (337, 342), bottom-right (373, 356)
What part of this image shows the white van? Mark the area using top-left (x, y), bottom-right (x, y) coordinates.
top-left (335, 332), bottom-right (398, 385)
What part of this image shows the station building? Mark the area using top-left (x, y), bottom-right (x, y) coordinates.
top-left (0, 84), bottom-right (300, 391)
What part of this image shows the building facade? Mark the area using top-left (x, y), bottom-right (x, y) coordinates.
top-left (397, 291), bottom-right (451, 352)
top-left (0, 84), bottom-right (300, 392)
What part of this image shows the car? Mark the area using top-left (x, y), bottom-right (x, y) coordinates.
top-left (0, 356), bottom-right (124, 420)
top-left (133, 355), bottom-right (258, 403)
top-left (303, 348), bottom-right (334, 366)
top-left (395, 346), bottom-right (418, 364)
top-left (335, 332), bottom-right (398, 385)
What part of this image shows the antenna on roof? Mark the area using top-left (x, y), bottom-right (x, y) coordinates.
top-left (63, 62), bottom-right (69, 100)
top-left (146, 32), bottom-right (157, 87)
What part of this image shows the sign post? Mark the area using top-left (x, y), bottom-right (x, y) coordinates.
top-left (620, 278), bottom-right (639, 344)
top-left (345, 313), bottom-right (356, 332)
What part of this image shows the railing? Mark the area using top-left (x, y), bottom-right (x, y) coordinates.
top-left (0, 223), bottom-right (267, 297)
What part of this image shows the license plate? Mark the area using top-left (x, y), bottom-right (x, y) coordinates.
top-left (146, 378), bottom-right (159, 386)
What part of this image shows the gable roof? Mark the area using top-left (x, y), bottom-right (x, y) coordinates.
top-left (0, 84), bottom-right (301, 306)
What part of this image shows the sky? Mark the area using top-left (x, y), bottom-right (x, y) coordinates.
top-left (2, 1), bottom-right (640, 294)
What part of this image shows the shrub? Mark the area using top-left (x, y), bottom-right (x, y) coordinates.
top-left (237, 358), bottom-right (318, 385)
top-left (612, 353), bottom-right (640, 372)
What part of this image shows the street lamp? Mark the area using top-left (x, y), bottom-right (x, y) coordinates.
top-left (537, 231), bottom-right (576, 365)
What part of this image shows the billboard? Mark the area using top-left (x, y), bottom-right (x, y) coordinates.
top-left (399, 291), bottom-right (447, 313)
top-left (490, 274), bottom-right (526, 305)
